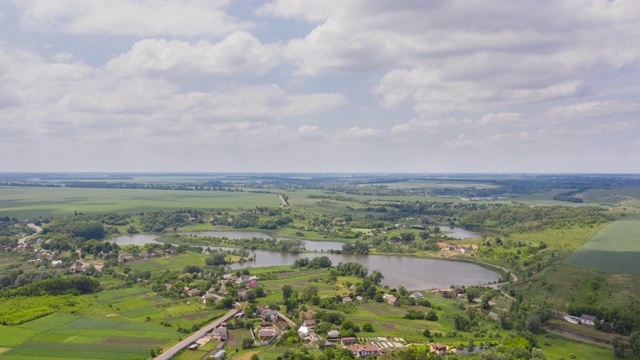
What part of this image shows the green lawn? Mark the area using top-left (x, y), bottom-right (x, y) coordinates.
top-left (565, 215), bottom-right (640, 274)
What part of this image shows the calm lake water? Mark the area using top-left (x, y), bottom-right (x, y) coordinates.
top-left (108, 231), bottom-right (498, 290)
top-left (442, 227), bottom-right (481, 239)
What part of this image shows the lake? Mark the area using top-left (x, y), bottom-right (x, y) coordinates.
top-left (442, 227), bottom-right (481, 239)
top-left (108, 231), bottom-right (499, 290)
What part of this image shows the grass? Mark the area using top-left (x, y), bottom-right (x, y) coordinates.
top-left (564, 215), bottom-right (640, 274)
top-left (0, 186), bottom-right (281, 218)
top-left (536, 332), bottom-right (620, 360)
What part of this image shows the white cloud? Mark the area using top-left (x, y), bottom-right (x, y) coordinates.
top-left (256, 0), bottom-right (336, 22)
top-left (0, 45), bottom-right (346, 147)
top-left (15, 0), bottom-right (251, 36)
top-left (390, 119), bottom-right (442, 134)
top-left (106, 32), bottom-right (281, 81)
top-left (548, 101), bottom-right (640, 118)
top-left (479, 112), bottom-right (521, 124)
top-left (344, 126), bottom-right (382, 138)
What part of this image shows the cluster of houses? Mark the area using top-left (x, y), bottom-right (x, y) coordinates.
top-left (437, 242), bottom-right (479, 254)
top-left (436, 286), bottom-right (466, 299)
top-left (118, 248), bottom-right (176, 262)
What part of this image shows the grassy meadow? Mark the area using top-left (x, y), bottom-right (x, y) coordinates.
top-left (564, 215), bottom-right (640, 274)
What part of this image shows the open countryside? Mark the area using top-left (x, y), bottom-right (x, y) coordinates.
top-left (1, 173), bottom-right (640, 360)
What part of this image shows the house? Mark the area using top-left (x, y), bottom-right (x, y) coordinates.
top-left (257, 329), bottom-right (275, 339)
top-left (261, 309), bottom-right (278, 322)
top-left (139, 251), bottom-right (150, 258)
top-left (202, 293), bottom-right (222, 304)
top-left (355, 296), bottom-right (364, 302)
top-left (459, 246), bottom-right (469, 254)
top-left (211, 350), bottom-right (226, 359)
top-left (343, 296), bottom-right (353, 303)
top-left (187, 288), bottom-right (200, 297)
top-left (51, 260), bottom-right (62, 266)
top-left (409, 292), bottom-right (423, 299)
top-left (580, 314), bottom-right (597, 326)
top-left (320, 341), bottom-right (334, 349)
top-left (234, 311), bottom-right (245, 319)
top-left (349, 285), bottom-right (357, 291)
top-left (438, 290), bottom-right (454, 299)
top-left (341, 337), bottom-right (357, 345)
top-left (237, 289), bottom-right (247, 299)
top-left (349, 343), bottom-right (380, 357)
top-left (327, 330), bottom-right (340, 338)
top-left (303, 319), bottom-right (316, 327)
top-left (154, 250), bottom-right (164, 256)
top-left (430, 343), bottom-right (448, 355)
top-left (213, 326), bottom-right (228, 341)
top-left (382, 294), bottom-right (397, 305)
top-left (298, 326), bottom-right (311, 337)
top-left (118, 253), bottom-right (135, 262)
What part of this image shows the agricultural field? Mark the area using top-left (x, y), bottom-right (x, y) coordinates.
top-left (0, 186), bottom-right (281, 218)
top-left (564, 215), bottom-right (640, 274)
top-left (0, 313), bottom-right (176, 360)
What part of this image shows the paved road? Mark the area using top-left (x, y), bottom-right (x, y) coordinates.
top-left (155, 309), bottom-right (238, 360)
top-left (18, 223), bottom-right (42, 245)
top-left (278, 194), bottom-right (288, 207)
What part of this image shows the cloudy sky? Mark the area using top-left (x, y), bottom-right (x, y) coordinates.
top-left (1, 0), bottom-right (639, 173)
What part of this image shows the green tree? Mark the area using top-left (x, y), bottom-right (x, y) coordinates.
top-left (362, 323), bottom-right (374, 332)
top-left (630, 331), bottom-right (640, 357)
top-left (282, 285), bottom-right (293, 300)
top-left (242, 337), bottom-right (254, 349)
top-left (612, 335), bottom-right (625, 358)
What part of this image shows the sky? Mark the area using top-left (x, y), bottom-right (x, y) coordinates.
top-left (1, 0), bottom-right (640, 173)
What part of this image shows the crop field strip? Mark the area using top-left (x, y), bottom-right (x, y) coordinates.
top-left (564, 214), bottom-right (640, 274)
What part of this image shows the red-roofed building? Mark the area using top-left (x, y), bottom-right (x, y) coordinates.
top-left (348, 344), bottom-right (380, 357)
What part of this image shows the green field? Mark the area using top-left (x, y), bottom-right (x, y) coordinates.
top-left (564, 215), bottom-right (640, 274)
top-left (0, 313), bottom-right (176, 360)
top-left (0, 187), bottom-right (281, 218)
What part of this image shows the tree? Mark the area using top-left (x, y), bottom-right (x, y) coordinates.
top-left (302, 285), bottom-right (318, 302)
top-left (362, 323), bottom-right (374, 332)
top-left (466, 287), bottom-right (480, 303)
top-left (206, 252), bottom-right (227, 266)
top-left (612, 335), bottom-right (625, 358)
top-left (282, 285), bottom-right (293, 300)
top-left (423, 329), bottom-right (431, 338)
top-left (242, 337), bottom-right (254, 349)
top-left (630, 331), bottom-right (640, 357)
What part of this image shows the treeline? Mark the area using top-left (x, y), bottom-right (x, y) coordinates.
top-left (61, 181), bottom-right (242, 192)
top-left (162, 235), bottom-right (305, 254)
top-left (0, 269), bottom-right (57, 291)
top-left (292, 256), bottom-right (332, 269)
top-left (460, 205), bottom-right (613, 231)
top-left (1, 276), bottom-right (100, 297)
top-left (552, 188), bottom-right (586, 203)
top-left (139, 212), bottom-right (188, 232)
top-left (569, 304), bottom-right (640, 335)
top-left (231, 212), bottom-right (293, 229)
top-left (42, 217), bottom-right (106, 240)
